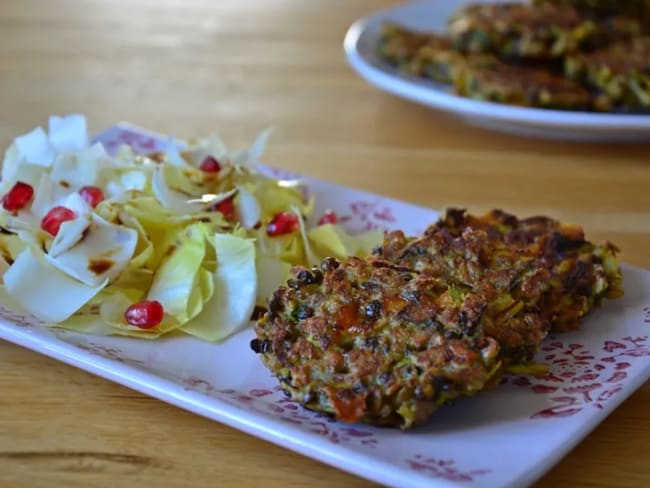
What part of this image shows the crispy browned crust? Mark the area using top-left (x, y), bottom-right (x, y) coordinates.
top-left (377, 1), bottom-right (649, 112)
top-left (456, 61), bottom-right (593, 109)
top-left (378, 231), bottom-right (548, 362)
top-left (252, 256), bottom-right (502, 429)
top-left (378, 22), bottom-right (592, 109)
top-left (565, 36), bottom-right (650, 111)
top-left (448, 3), bottom-right (641, 60)
top-left (377, 23), bottom-right (451, 65)
top-left (377, 22), bottom-right (465, 82)
top-left (377, 209), bottom-right (623, 347)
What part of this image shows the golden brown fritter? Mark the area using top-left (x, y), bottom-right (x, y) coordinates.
top-left (565, 36), bottom-right (650, 111)
top-left (378, 22), bottom-right (498, 83)
top-left (252, 256), bottom-right (502, 429)
top-left (253, 210), bottom-right (624, 428)
top-left (455, 61), bottom-right (593, 110)
top-left (377, 23), bottom-right (451, 69)
top-left (378, 22), bottom-right (592, 110)
top-left (377, 209), bottom-right (623, 342)
top-left (375, 2), bottom-right (649, 113)
top-left (378, 230), bottom-right (549, 363)
top-left (448, 3), bottom-right (641, 60)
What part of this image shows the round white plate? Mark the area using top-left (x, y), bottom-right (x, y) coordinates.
top-left (343, 0), bottom-right (650, 142)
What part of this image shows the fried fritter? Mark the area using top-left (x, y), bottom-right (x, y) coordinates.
top-left (448, 3), bottom-right (641, 60)
top-left (378, 22), bottom-right (498, 83)
top-left (252, 256), bottom-right (502, 429)
top-left (377, 23), bottom-right (451, 71)
top-left (378, 22), bottom-right (591, 109)
top-left (377, 209), bottom-right (623, 346)
top-left (565, 36), bottom-right (650, 111)
top-left (414, 44), bottom-right (499, 84)
top-left (378, 231), bottom-right (549, 363)
top-left (455, 60), bottom-right (593, 110)
top-left (534, 0), bottom-right (650, 23)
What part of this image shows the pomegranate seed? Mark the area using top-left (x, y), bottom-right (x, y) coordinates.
top-left (124, 300), bottom-right (164, 329)
top-left (1, 182), bottom-right (34, 212)
top-left (78, 186), bottom-right (105, 208)
top-left (318, 210), bottom-right (338, 225)
top-left (41, 206), bottom-right (76, 236)
top-left (267, 212), bottom-right (299, 237)
top-left (200, 156), bottom-right (221, 173)
top-left (210, 197), bottom-right (236, 222)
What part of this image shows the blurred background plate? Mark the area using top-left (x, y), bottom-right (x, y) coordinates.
top-left (344, 0), bottom-right (650, 142)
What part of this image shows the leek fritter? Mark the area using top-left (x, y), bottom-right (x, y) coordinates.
top-left (565, 36), bottom-right (650, 111)
top-left (378, 22), bottom-right (498, 83)
top-left (377, 209), bottom-right (623, 339)
top-left (455, 61), bottom-right (592, 109)
top-left (377, 22), bottom-right (451, 71)
top-left (252, 256), bottom-right (502, 429)
top-left (448, 3), bottom-right (641, 60)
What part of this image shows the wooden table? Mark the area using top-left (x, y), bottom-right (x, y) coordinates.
top-left (1, 1), bottom-right (649, 486)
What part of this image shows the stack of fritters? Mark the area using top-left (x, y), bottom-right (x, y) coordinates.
top-left (377, 1), bottom-right (650, 112)
top-left (252, 209), bottom-right (623, 428)
top-left (377, 209), bottom-right (622, 355)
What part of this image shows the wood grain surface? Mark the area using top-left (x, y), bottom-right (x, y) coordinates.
top-left (0, 1), bottom-right (649, 487)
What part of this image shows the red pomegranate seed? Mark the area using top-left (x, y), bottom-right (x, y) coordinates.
top-left (41, 206), bottom-right (76, 236)
top-left (211, 197), bottom-right (235, 222)
top-left (318, 209), bottom-right (338, 225)
top-left (199, 156), bottom-right (221, 173)
top-left (78, 186), bottom-right (105, 208)
top-left (1, 182), bottom-right (34, 212)
top-left (124, 300), bottom-right (164, 329)
top-left (267, 212), bottom-right (299, 237)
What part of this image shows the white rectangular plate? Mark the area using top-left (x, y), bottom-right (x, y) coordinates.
top-left (1, 124), bottom-right (649, 488)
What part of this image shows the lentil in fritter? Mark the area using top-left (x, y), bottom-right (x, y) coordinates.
top-left (253, 256), bottom-right (502, 429)
top-left (378, 22), bottom-right (498, 83)
top-left (378, 209), bottom-right (623, 344)
top-left (455, 60), bottom-right (592, 109)
top-left (565, 36), bottom-right (650, 111)
top-left (448, 3), bottom-right (641, 60)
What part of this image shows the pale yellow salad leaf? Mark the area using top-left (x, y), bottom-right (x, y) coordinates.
top-left (2, 247), bottom-right (108, 323)
top-left (146, 223), bottom-right (213, 324)
top-left (308, 224), bottom-right (383, 260)
top-left (182, 233), bottom-right (256, 341)
top-left (255, 253), bottom-right (291, 306)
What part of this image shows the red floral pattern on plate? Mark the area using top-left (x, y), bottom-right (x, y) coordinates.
top-left (0, 306), bottom-right (44, 330)
top-left (508, 335), bottom-right (649, 418)
top-left (406, 455), bottom-right (490, 482)
top-left (100, 128), bottom-right (161, 154)
top-left (74, 341), bottom-right (147, 367)
top-left (334, 200), bottom-right (397, 233)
